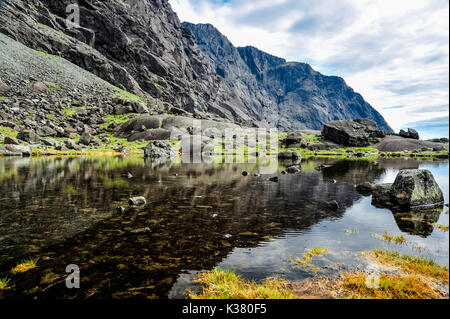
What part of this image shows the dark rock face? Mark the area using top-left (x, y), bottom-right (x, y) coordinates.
top-left (371, 183), bottom-right (394, 207)
top-left (0, 0), bottom-right (255, 127)
top-left (399, 128), bottom-right (419, 140)
top-left (322, 119), bottom-right (385, 147)
top-left (183, 23), bottom-right (392, 132)
top-left (144, 141), bottom-right (175, 160)
top-left (391, 169), bottom-right (444, 208)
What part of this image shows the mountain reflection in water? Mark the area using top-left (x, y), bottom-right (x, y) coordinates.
top-left (0, 156), bottom-right (448, 299)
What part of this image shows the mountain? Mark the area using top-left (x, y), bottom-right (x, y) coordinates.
top-left (0, 0), bottom-right (392, 132)
top-left (183, 23), bottom-right (392, 132)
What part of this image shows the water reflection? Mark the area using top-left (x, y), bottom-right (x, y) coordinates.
top-left (0, 156), bottom-right (447, 299)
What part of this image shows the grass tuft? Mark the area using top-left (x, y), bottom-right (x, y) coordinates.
top-left (11, 257), bottom-right (38, 274)
top-left (371, 231), bottom-right (406, 244)
top-left (0, 277), bottom-right (10, 290)
top-left (189, 267), bottom-right (295, 299)
top-left (292, 247), bottom-right (330, 266)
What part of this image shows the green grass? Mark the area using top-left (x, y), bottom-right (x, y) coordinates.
top-left (0, 277), bottom-right (10, 290)
top-left (111, 85), bottom-right (147, 103)
top-left (189, 267), bottom-right (295, 299)
top-left (368, 250), bottom-right (449, 284)
top-left (98, 113), bottom-right (137, 129)
top-left (291, 247), bottom-right (330, 266)
top-left (62, 106), bottom-right (88, 117)
top-left (0, 96), bottom-right (5, 101)
top-left (0, 126), bottom-right (18, 140)
top-left (371, 232), bottom-right (406, 244)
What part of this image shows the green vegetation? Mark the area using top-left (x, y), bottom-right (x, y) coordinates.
top-left (0, 96), bottom-right (5, 101)
top-left (62, 106), bottom-right (88, 117)
top-left (367, 250), bottom-right (449, 284)
top-left (11, 257), bottom-right (38, 274)
top-left (291, 247), bottom-right (330, 266)
top-left (111, 85), bottom-right (147, 103)
top-left (189, 267), bottom-right (295, 299)
top-left (337, 272), bottom-right (442, 299)
top-left (0, 277), bottom-right (10, 290)
top-left (371, 231), bottom-right (406, 244)
top-left (0, 126), bottom-right (18, 140)
top-left (98, 113), bottom-right (137, 129)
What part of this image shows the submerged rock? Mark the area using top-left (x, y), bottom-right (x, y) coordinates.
top-left (269, 176), bottom-right (279, 183)
top-left (391, 169), bottom-right (444, 209)
top-left (356, 182), bottom-right (374, 195)
top-left (129, 197), bottom-right (147, 206)
top-left (286, 165), bottom-right (301, 174)
top-left (324, 200), bottom-right (339, 211)
top-left (371, 183), bottom-right (394, 207)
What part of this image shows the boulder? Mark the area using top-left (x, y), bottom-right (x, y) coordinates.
top-left (399, 128), bottom-right (419, 140)
top-left (322, 119), bottom-right (384, 147)
top-left (283, 131), bottom-right (302, 147)
top-left (0, 144), bottom-right (32, 156)
top-left (0, 81), bottom-right (10, 95)
top-left (4, 136), bottom-right (19, 145)
top-left (278, 151), bottom-right (301, 160)
top-left (17, 130), bottom-right (40, 143)
top-left (79, 132), bottom-right (92, 145)
top-left (41, 138), bottom-right (59, 147)
top-left (324, 200), bottom-right (339, 211)
top-left (375, 135), bottom-right (445, 152)
top-left (391, 169), bottom-right (444, 208)
top-left (127, 129), bottom-right (172, 142)
top-left (286, 165), bottom-right (301, 174)
top-left (144, 141), bottom-right (175, 159)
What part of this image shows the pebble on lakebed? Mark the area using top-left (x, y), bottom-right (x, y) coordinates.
top-left (128, 197), bottom-right (147, 206)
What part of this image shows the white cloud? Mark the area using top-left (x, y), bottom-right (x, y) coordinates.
top-left (169, 0), bottom-right (449, 135)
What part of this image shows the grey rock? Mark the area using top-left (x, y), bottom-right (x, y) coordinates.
top-left (391, 169), bottom-right (444, 208)
top-left (79, 132), bottom-right (92, 146)
top-left (278, 151), bottom-right (301, 160)
top-left (0, 80), bottom-right (9, 95)
top-left (64, 139), bottom-right (77, 149)
top-left (0, 144), bottom-right (32, 156)
top-left (4, 136), bottom-right (19, 145)
top-left (283, 131), bottom-right (302, 147)
top-left (144, 141), bottom-right (175, 159)
top-left (286, 165), bottom-right (301, 174)
top-left (399, 128), bottom-right (419, 140)
top-left (371, 183), bottom-right (394, 207)
top-left (17, 130), bottom-right (40, 143)
top-left (356, 182), bottom-right (374, 195)
top-left (322, 119), bottom-right (384, 147)
top-left (129, 196), bottom-right (147, 206)
top-left (41, 138), bottom-right (58, 147)
top-left (375, 135), bottom-right (445, 152)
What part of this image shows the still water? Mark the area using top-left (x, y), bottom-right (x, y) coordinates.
top-left (0, 156), bottom-right (448, 299)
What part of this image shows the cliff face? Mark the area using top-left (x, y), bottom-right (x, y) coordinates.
top-left (0, 0), bottom-right (392, 131)
top-left (183, 23), bottom-right (393, 132)
top-left (0, 0), bottom-right (256, 126)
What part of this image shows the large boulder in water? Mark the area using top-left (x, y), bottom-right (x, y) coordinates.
top-left (144, 141), bottom-right (175, 160)
top-left (391, 169), bottom-right (444, 208)
top-left (322, 119), bottom-right (385, 147)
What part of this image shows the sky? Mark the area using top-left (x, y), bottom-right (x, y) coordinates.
top-left (169, 0), bottom-right (449, 138)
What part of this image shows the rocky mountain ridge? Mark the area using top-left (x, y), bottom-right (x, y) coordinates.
top-left (183, 22), bottom-right (392, 132)
top-left (0, 0), bottom-right (392, 132)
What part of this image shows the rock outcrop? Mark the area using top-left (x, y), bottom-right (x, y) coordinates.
top-left (399, 128), bottom-right (419, 140)
top-left (375, 136), bottom-right (447, 152)
top-left (321, 119), bottom-right (385, 147)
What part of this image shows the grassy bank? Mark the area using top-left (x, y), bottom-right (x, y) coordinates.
top-left (191, 250), bottom-right (449, 299)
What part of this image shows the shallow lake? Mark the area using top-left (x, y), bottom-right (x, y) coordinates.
top-left (0, 156), bottom-right (448, 299)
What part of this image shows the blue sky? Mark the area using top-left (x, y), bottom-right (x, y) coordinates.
top-left (169, 0), bottom-right (449, 138)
